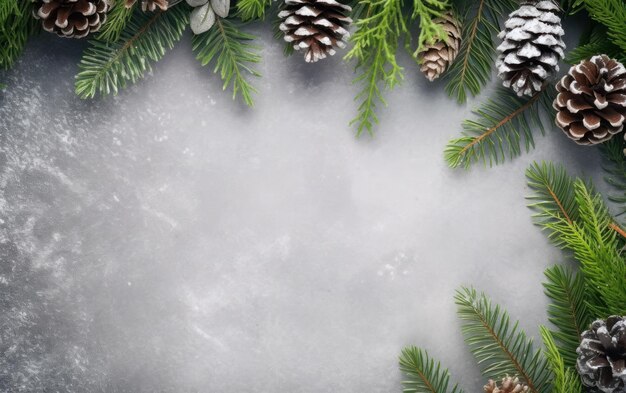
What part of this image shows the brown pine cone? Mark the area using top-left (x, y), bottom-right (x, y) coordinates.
top-left (125, 0), bottom-right (168, 11)
top-left (577, 316), bottom-right (626, 393)
top-left (554, 55), bottom-right (626, 145)
top-left (278, 0), bottom-right (352, 63)
top-left (417, 11), bottom-right (462, 82)
top-left (484, 376), bottom-right (529, 393)
top-left (32, 0), bottom-right (110, 38)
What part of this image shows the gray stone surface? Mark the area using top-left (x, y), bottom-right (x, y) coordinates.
top-left (0, 25), bottom-right (600, 392)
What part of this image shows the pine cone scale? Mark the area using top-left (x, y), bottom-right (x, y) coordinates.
top-left (32, 0), bottom-right (109, 38)
top-left (416, 11), bottom-right (461, 82)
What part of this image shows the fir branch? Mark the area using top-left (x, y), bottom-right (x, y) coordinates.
top-left (237, 0), bottom-right (273, 21)
top-left (455, 287), bottom-right (552, 393)
top-left (411, 0), bottom-right (449, 56)
top-left (192, 19), bottom-right (261, 107)
top-left (601, 138), bottom-right (626, 218)
top-left (581, 0), bottom-right (626, 58)
top-left (542, 265), bottom-right (592, 369)
top-left (565, 23), bottom-right (624, 64)
top-left (399, 347), bottom-right (465, 393)
top-left (444, 87), bottom-right (554, 169)
top-left (98, 1), bottom-right (135, 43)
top-left (345, 0), bottom-right (407, 136)
top-left (527, 162), bottom-right (626, 316)
top-left (75, 6), bottom-right (189, 98)
top-left (443, 0), bottom-right (516, 104)
top-left (540, 327), bottom-right (583, 393)
top-left (0, 1), bottom-right (38, 70)
top-left (526, 161), bottom-right (579, 226)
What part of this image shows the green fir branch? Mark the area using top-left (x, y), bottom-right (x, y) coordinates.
top-left (444, 87), bottom-right (554, 169)
top-left (237, 0), bottom-right (273, 20)
top-left (455, 287), bottom-right (552, 393)
top-left (526, 162), bottom-right (579, 226)
top-left (98, 1), bottom-right (135, 43)
top-left (75, 6), bottom-right (189, 98)
top-left (601, 138), bottom-right (626, 219)
top-left (581, 0), bottom-right (626, 58)
top-left (411, 0), bottom-right (449, 56)
top-left (345, 0), bottom-right (407, 136)
top-left (0, 1), bottom-right (38, 70)
top-left (565, 23), bottom-right (624, 64)
top-left (540, 327), bottom-right (583, 393)
top-left (192, 19), bottom-right (261, 107)
top-left (399, 347), bottom-right (464, 393)
top-left (443, 0), bottom-right (515, 104)
top-left (527, 162), bottom-right (626, 316)
top-left (542, 265), bottom-right (592, 369)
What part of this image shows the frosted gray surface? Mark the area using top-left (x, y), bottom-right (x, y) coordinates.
top-left (1, 27), bottom-right (600, 392)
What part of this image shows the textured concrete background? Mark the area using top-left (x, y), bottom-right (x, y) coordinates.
top-left (0, 23), bottom-right (600, 392)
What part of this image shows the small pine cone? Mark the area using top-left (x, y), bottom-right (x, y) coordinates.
top-left (554, 55), bottom-right (626, 145)
top-left (577, 316), bottom-right (626, 393)
top-left (496, 0), bottom-right (565, 96)
top-left (484, 376), bottom-right (530, 393)
top-left (32, 0), bottom-right (110, 38)
top-left (125, 0), bottom-right (168, 11)
top-left (278, 0), bottom-right (352, 63)
top-left (417, 11), bottom-right (462, 82)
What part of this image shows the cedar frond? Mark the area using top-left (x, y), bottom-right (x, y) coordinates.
top-left (399, 347), bottom-right (465, 393)
top-left (540, 327), bottom-right (584, 393)
top-left (345, 0), bottom-right (407, 136)
top-left (411, 0), bottom-right (449, 55)
top-left (443, 0), bottom-right (516, 103)
top-left (455, 287), bottom-right (552, 393)
top-left (444, 88), bottom-right (554, 169)
top-left (192, 19), bottom-right (261, 107)
top-left (75, 6), bottom-right (189, 98)
top-left (542, 265), bottom-right (592, 369)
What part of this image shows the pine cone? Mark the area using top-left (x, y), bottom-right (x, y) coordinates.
top-left (484, 376), bottom-right (530, 393)
top-left (278, 0), bottom-right (352, 63)
top-left (496, 0), bottom-right (565, 96)
top-left (577, 316), bottom-right (626, 393)
top-left (554, 55), bottom-right (626, 145)
top-left (417, 11), bottom-right (462, 82)
top-left (125, 0), bottom-right (168, 11)
top-left (31, 0), bottom-right (110, 38)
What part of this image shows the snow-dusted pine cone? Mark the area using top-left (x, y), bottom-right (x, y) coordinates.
top-left (554, 55), bottom-right (626, 145)
top-left (417, 11), bottom-right (462, 82)
top-left (31, 0), bottom-right (110, 38)
top-left (484, 376), bottom-right (529, 393)
top-left (125, 0), bottom-right (168, 11)
top-left (278, 0), bottom-right (352, 63)
top-left (496, 0), bottom-right (565, 96)
top-left (577, 316), bottom-right (626, 393)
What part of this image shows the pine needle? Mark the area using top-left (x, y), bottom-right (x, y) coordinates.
top-left (455, 287), bottom-right (552, 393)
top-left (540, 327), bottom-right (583, 393)
top-left (601, 138), bottom-right (626, 218)
top-left (0, 1), bottom-right (38, 70)
top-left (98, 1), bottom-right (135, 43)
top-left (444, 87), bottom-right (554, 169)
top-left (75, 6), bottom-right (189, 98)
top-left (399, 347), bottom-right (465, 393)
top-left (443, 0), bottom-right (516, 104)
top-left (192, 19), bottom-right (261, 107)
top-left (581, 0), bottom-right (626, 58)
top-left (236, 0), bottom-right (273, 21)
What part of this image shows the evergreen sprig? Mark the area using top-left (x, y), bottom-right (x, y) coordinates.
top-left (565, 23), bottom-right (624, 64)
top-left (542, 265), bottom-right (591, 369)
top-left (399, 347), bottom-right (464, 393)
top-left (581, 0), bottom-right (626, 58)
top-left (75, 6), bottom-right (189, 98)
top-left (237, 0), bottom-right (273, 21)
top-left (0, 1), bottom-right (38, 70)
top-left (539, 327), bottom-right (583, 393)
top-left (443, 0), bottom-right (516, 104)
top-left (411, 0), bottom-right (449, 56)
top-left (601, 138), bottom-right (626, 219)
top-left (345, 0), bottom-right (407, 136)
top-left (444, 88), bottom-right (554, 169)
top-left (192, 19), bottom-right (261, 107)
top-left (455, 287), bottom-right (552, 393)
top-left (527, 162), bottom-right (626, 316)
top-left (98, 1), bottom-right (135, 43)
